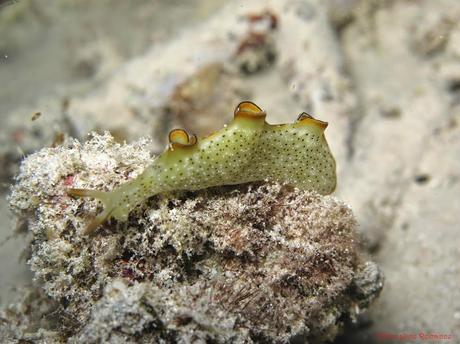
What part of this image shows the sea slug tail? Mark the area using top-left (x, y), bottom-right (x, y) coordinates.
top-left (67, 188), bottom-right (114, 235)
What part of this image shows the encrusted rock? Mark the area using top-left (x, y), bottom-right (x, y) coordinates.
top-left (4, 133), bottom-right (383, 343)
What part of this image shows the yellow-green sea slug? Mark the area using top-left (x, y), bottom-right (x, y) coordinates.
top-left (68, 101), bottom-right (336, 234)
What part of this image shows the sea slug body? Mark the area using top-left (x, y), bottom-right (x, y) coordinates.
top-left (68, 101), bottom-right (336, 233)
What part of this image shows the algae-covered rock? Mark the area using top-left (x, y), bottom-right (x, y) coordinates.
top-left (4, 133), bottom-right (383, 343)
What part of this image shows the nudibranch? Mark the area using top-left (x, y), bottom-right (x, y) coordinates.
top-left (68, 101), bottom-right (336, 234)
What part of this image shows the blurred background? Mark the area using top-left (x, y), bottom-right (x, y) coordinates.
top-left (1, 0), bottom-right (459, 342)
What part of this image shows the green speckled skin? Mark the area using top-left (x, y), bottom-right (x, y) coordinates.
top-left (68, 102), bottom-right (336, 233)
